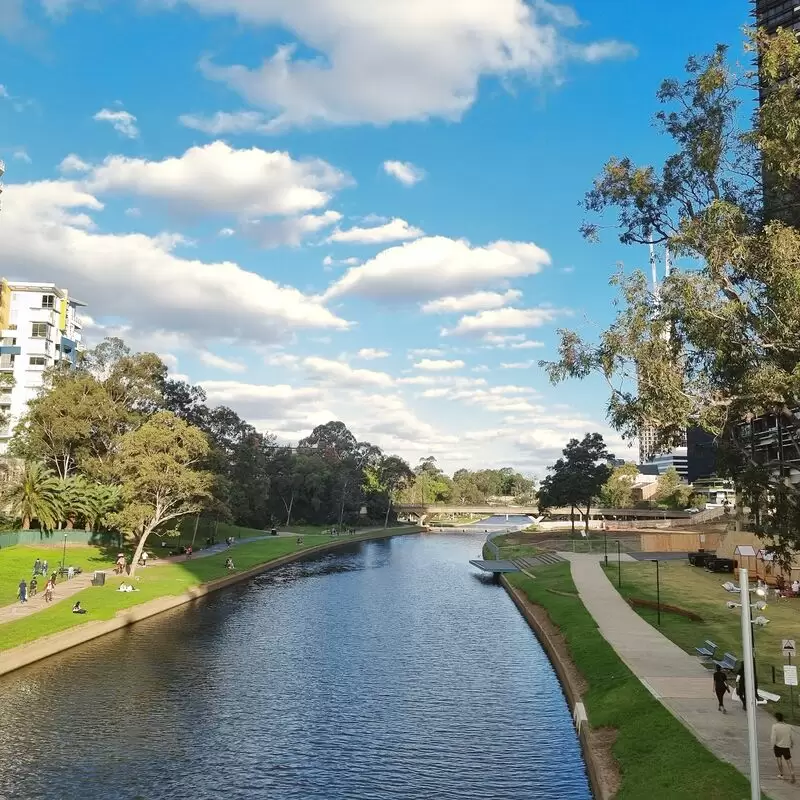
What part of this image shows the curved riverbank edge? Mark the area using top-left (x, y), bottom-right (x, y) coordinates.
top-left (0, 526), bottom-right (424, 678)
top-left (501, 576), bottom-right (618, 800)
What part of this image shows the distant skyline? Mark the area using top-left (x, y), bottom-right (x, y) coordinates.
top-left (0, 0), bottom-right (750, 474)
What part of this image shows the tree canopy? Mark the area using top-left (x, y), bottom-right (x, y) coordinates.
top-left (540, 30), bottom-right (800, 552)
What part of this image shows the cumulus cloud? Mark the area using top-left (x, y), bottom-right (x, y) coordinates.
top-left (169, 0), bottom-right (636, 131)
top-left (357, 348), bottom-right (389, 360)
top-left (323, 255), bottom-right (361, 270)
top-left (242, 210), bottom-right (342, 247)
top-left (93, 108), bottom-right (139, 139)
top-left (324, 236), bottom-right (550, 302)
top-left (383, 160), bottom-right (426, 186)
top-left (59, 154), bottom-right (91, 173)
top-left (0, 180), bottom-right (350, 349)
top-left (443, 306), bottom-right (567, 336)
top-left (327, 218), bottom-right (423, 245)
top-left (13, 148), bottom-right (31, 164)
top-left (500, 360), bottom-right (535, 369)
top-left (199, 351), bottom-right (247, 373)
top-left (179, 110), bottom-right (273, 135)
top-left (81, 141), bottom-right (348, 221)
top-left (413, 358), bottom-right (465, 372)
top-left (482, 333), bottom-right (545, 349)
top-left (421, 289), bottom-right (522, 314)
top-left (303, 356), bottom-right (393, 387)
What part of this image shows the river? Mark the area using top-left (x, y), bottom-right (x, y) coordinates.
top-left (0, 532), bottom-right (591, 800)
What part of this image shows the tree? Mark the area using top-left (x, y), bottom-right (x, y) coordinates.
top-left (376, 455), bottom-right (414, 528)
top-left (599, 462), bottom-right (640, 509)
top-left (57, 475), bottom-right (93, 530)
top-left (655, 467), bottom-right (693, 510)
top-left (540, 31), bottom-right (800, 553)
top-left (540, 435), bottom-right (614, 533)
top-left (83, 482), bottom-right (122, 532)
top-left (4, 461), bottom-right (62, 530)
top-left (108, 412), bottom-right (214, 576)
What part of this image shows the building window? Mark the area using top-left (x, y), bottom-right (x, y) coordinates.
top-left (29, 356), bottom-right (46, 366)
top-left (31, 322), bottom-right (48, 339)
top-left (0, 355), bottom-right (15, 369)
top-left (41, 295), bottom-right (55, 309)
top-left (0, 337), bottom-right (15, 346)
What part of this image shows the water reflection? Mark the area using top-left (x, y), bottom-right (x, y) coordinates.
top-left (0, 533), bottom-right (590, 800)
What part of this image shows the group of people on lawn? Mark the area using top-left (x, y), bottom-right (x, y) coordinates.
top-left (714, 662), bottom-right (797, 783)
top-left (18, 558), bottom-right (66, 605)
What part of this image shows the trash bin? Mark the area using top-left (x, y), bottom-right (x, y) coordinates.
top-left (92, 571), bottom-right (106, 587)
top-left (271, 527), bottom-right (278, 536)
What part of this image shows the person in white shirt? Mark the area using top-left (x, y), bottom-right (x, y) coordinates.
top-left (792, 579), bottom-right (800, 596)
top-left (771, 712), bottom-right (796, 783)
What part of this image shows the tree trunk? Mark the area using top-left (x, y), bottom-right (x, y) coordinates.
top-left (285, 492), bottom-right (294, 527)
top-left (128, 528), bottom-right (153, 579)
top-left (585, 502), bottom-right (591, 534)
top-left (22, 515), bottom-right (30, 530)
top-left (384, 496), bottom-right (392, 529)
top-left (66, 516), bottom-right (75, 530)
top-left (190, 513), bottom-right (200, 548)
top-left (570, 505), bottom-right (575, 534)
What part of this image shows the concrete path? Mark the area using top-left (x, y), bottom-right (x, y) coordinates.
top-left (566, 553), bottom-right (797, 800)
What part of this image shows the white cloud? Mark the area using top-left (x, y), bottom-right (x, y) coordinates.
top-left (357, 348), bottom-right (389, 360)
top-left (81, 141), bottom-right (348, 221)
top-left (324, 236), bottom-right (550, 302)
top-left (421, 289), bottom-right (522, 314)
top-left (408, 348), bottom-right (445, 358)
top-left (328, 218), bottom-right (423, 245)
top-left (93, 108), bottom-right (140, 139)
top-left (413, 358), bottom-right (465, 372)
top-left (443, 306), bottom-right (566, 336)
top-left (264, 352), bottom-right (300, 368)
top-left (323, 255), bottom-right (361, 270)
top-left (173, 0), bottom-right (635, 131)
top-left (125, 207), bottom-right (142, 218)
top-left (0, 84), bottom-right (9, 98)
top-left (12, 148), bottom-right (31, 164)
top-left (179, 110), bottom-right (274, 135)
top-left (303, 356), bottom-right (393, 388)
top-left (500, 360), bottom-right (535, 369)
top-left (199, 351), bottom-right (247, 373)
top-left (0, 180), bottom-right (351, 349)
top-left (242, 210), bottom-right (342, 247)
top-left (59, 154), bottom-right (91, 173)
top-left (424, 384), bottom-right (543, 413)
top-left (383, 160), bottom-right (426, 186)
top-left (482, 333), bottom-right (545, 349)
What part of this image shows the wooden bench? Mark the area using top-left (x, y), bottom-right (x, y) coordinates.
top-left (695, 640), bottom-right (718, 660)
top-left (758, 689), bottom-right (781, 704)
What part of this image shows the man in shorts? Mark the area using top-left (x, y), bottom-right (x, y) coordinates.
top-left (771, 712), bottom-right (796, 783)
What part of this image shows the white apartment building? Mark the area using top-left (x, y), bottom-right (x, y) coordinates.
top-left (0, 280), bottom-right (85, 453)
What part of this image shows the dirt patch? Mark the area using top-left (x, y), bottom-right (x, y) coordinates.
top-left (627, 596), bottom-right (704, 622)
top-left (504, 581), bottom-right (622, 799)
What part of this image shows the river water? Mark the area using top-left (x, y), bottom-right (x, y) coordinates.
top-left (0, 533), bottom-right (591, 800)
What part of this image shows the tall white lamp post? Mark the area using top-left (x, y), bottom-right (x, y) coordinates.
top-left (739, 567), bottom-right (761, 800)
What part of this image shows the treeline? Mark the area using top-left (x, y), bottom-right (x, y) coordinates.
top-left (396, 456), bottom-right (535, 505)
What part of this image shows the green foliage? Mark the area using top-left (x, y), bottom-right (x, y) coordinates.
top-left (3, 462), bottom-right (62, 531)
top-left (540, 30), bottom-right (800, 550)
top-left (538, 434), bottom-right (614, 531)
top-left (599, 461), bottom-right (639, 508)
top-left (655, 467), bottom-right (692, 509)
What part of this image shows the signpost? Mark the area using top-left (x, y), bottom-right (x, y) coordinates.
top-left (784, 640), bottom-right (797, 719)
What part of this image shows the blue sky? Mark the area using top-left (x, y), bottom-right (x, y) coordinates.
top-left (0, 0), bottom-right (750, 474)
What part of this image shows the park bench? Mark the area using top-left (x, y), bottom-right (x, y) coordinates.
top-left (694, 640), bottom-right (718, 661)
top-left (713, 652), bottom-right (738, 672)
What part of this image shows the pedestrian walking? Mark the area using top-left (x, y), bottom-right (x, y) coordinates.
top-left (29, 576), bottom-right (38, 597)
top-left (736, 662), bottom-right (759, 710)
top-left (771, 712), bottom-right (797, 783)
top-left (41, 559), bottom-right (48, 577)
top-left (140, 551), bottom-right (148, 568)
top-left (713, 665), bottom-right (730, 713)
top-left (44, 580), bottom-right (54, 603)
top-left (33, 558), bottom-right (41, 577)
top-left (18, 579), bottom-right (27, 604)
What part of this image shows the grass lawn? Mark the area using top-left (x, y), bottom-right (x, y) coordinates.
top-left (0, 526), bottom-right (419, 653)
top-left (507, 564), bottom-right (758, 800)
top-left (603, 560), bottom-right (800, 719)
top-left (0, 544), bottom-right (116, 604)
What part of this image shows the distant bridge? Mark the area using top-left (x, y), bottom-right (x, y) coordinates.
top-left (394, 504), bottom-right (692, 525)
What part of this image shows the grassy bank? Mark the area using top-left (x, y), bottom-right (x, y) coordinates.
top-left (506, 563), bottom-right (755, 799)
top-left (603, 560), bottom-right (800, 719)
top-left (0, 526), bottom-right (418, 654)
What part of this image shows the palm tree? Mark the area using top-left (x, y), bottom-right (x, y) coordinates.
top-left (84, 483), bottom-right (122, 532)
top-left (57, 475), bottom-right (94, 530)
top-left (5, 461), bottom-right (62, 531)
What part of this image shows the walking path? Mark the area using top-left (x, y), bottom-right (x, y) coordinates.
top-left (565, 553), bottom-right (797, 800)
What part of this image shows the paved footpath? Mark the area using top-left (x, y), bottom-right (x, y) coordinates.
top-left (565, 553), bottom-right (797, 800)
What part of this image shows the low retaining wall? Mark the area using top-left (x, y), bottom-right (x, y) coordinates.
top-left (501, 577), bottom-right (614, 800)
top-left (0, 526), bottom-right (423, 678)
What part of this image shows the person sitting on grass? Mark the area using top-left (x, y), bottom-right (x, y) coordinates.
top-left (117, 583), bottom-right (135, 592)
top-left (225, 557), bottom-right (235, 571)
top-left (772, 712), bottom-right (796, 783)
top-left (72, 601), bottom-right (87, 615)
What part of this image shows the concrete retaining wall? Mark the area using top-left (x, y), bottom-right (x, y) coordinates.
top-left (0, 526), bottom-right (423, 678)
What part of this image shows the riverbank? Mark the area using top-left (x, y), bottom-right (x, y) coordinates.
top-left (0, 525), bottom-right (423, 677)
top-left (502, 563), bottom-right (755, 799)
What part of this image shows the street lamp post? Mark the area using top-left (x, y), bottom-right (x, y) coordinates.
top-left (603, 529), bottom-right (608, 566)
top-left (651, 559), bottom-right (661, 626)
top-left (616, 540), bottom-right (622, 588)
top-left (61, 532), bottom-right (67, 571)
top-left (739, 567), bottom-right (761, 800)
